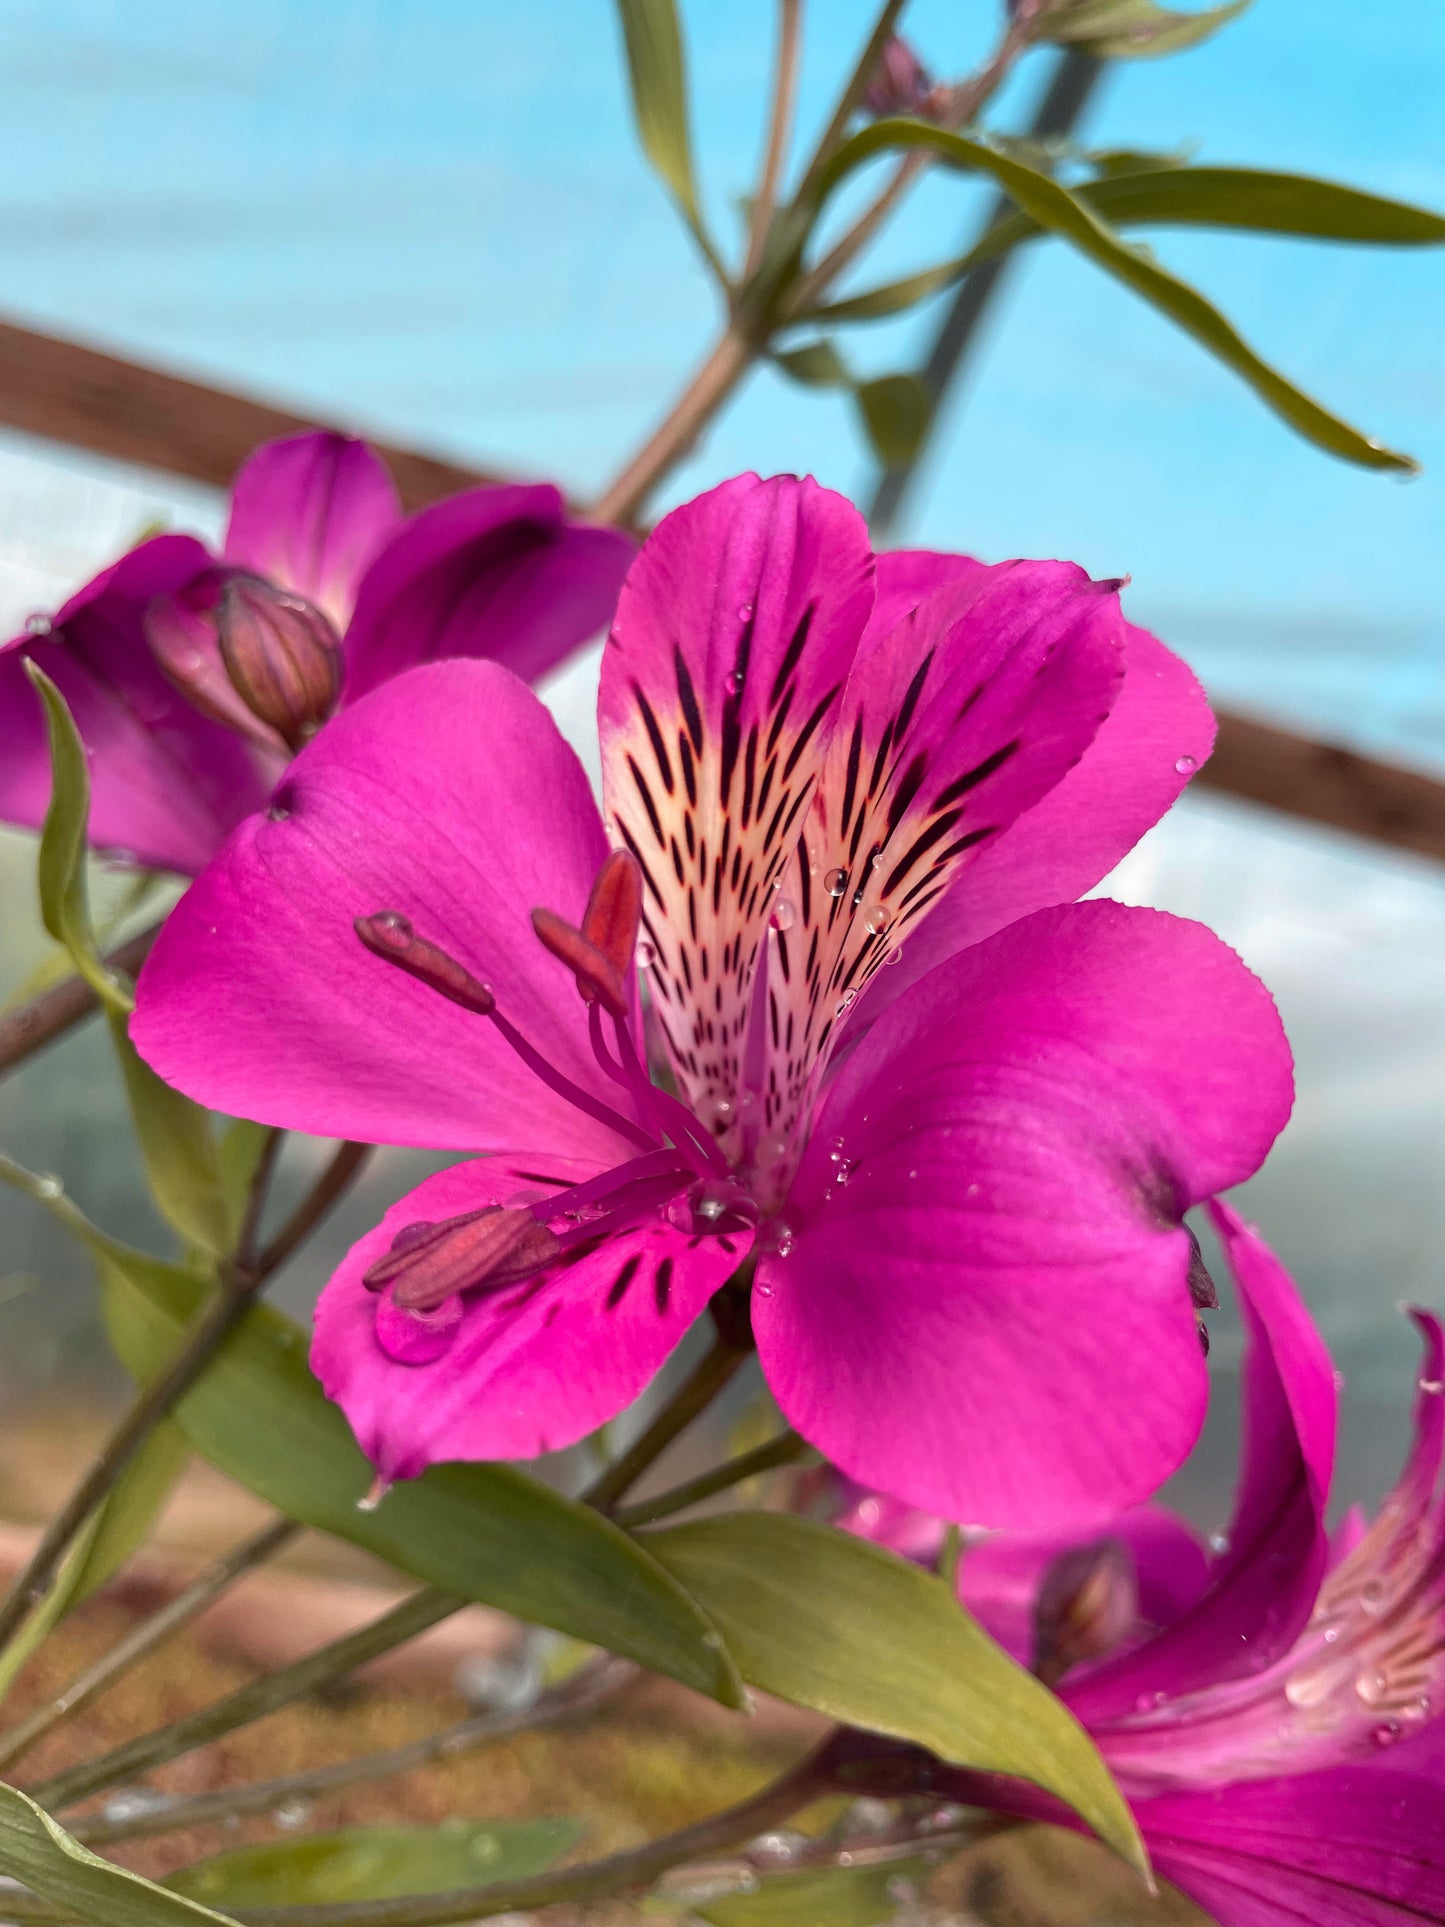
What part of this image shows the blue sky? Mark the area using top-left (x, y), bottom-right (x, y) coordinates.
top-left (1, 0), bottom-right (1442, 762)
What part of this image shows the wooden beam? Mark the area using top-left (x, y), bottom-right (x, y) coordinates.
top-left (1, 314), bottom-right (1442, 863)
top-left (1199, 712), bottom-right (1445, 865)
top-left (0, 315), bottom-right (495, 511)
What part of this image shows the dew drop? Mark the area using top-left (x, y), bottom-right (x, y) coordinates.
top-left (737, 602), bottom-right (755, 622)
top-left (34, 1174), bottom-right (63, 1200)
top-left (1133, 1689), bottom-right (1169, 1713)
top-left (268, 804), bottom-right (291, 822)
top-left (863, 906), bottom-right (890, 937)
top-left (635, 937), bottom-right (655, 967)
top-left (871, 851), bottom-right (885, 870)
top-left (834, 989), bottom-right (857, 1016)
top-left (272, 1799), bottom-right (311, 1830)
top-left (1208, 1530), bottom-right (1231, 1555)
top-left (964, 1181), bottom-right (980, 1198)
top-left (834, 1158), bottom-right (854, 1187)
top-left (725, 670), bottom-right (743, 694)
top-left (1354, 1667), bottom-right (1391, 1706)
top-left (101, 1787), bottom-right (170, 1824)
top-left (824, 867), bottom-right (848, 898)
top-left (1175, 754), bottom-right (1197, 774)
top-left (1403, 1693), bottom-right (1433, 1723)
top-left (885, 943), bottom-right (904, 966)
top-left (749, 1829), bottom-right (807, 1867)
top-left (1373, 1719), bottom-right (1403, 1748)
top-left (24, 612), bottom-right (52, 636)
top-left (769, 897), bottom-right (796, 932)
top-left (1420, 1378), bottom-right (1444, 1395)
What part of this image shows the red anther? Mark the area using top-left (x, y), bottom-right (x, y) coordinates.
top-left (363, 1205), bottom-right (561, 1310)
top-left (354, 912), bottom-right (496, 1016)
top-left (531, 850), bottom-right (642, 1018)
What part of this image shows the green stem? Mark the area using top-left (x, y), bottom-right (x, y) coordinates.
top-left (741, 0), bottom-right (804, 281)
top-left (240, 1742), bottom-right (835, 1927)
top-left (615, 1430), bottom-right (816, 1528)
top-left (0, 922), bottom-right (163, 1077)
top-left (582, 1329), bottom-right (752, 1513)
top-left (28, 1590), bottom-right (460, 1813)
top-left (70, 1655), bottom-right (630, 1848)
top-left (0, 1519), bottom-right (301, 1777)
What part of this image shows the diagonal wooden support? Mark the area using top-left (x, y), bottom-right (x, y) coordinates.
top-left (0, 312), bottom-right (1441, 864)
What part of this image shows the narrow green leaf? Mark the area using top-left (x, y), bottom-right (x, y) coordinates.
top-left (811, 164), bottom-right (1445, 327)
top-left (0, 1782), bottom-right (239, 1927)
top-left (0, 1165), bottom-right (741, 1707)
top-left (22, 663), bottom-right (129, 1016)
top-left (856, 373), bottom-right (930, 464)
top-left (646, 1513), bottom-right (1145, 1877)
top-left (1034, 0), bottom-right (1249, 58)
top-left (168, 1819), bottom-right (582, 1908)
top-left (0, 1423), bottom-right (189, 1703)
top-left (689, 1857), bottom-right (931, 1927)
top-left (613, 0), bottom-right (718, 267)
top-left (773, 340), bottom-right (853, 387)
top-left (816, 123), bottom-right (1419, 469)
top-left (108, 1015), bottom-right (229, 1257)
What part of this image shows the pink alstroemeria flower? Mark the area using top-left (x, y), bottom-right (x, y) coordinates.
top-left (132, 473), bottom-right (1292, 1527)
top-left (0, 431), bottom-right (634, 875)
top-left (845, 1203), bottom-right (1445, 1922)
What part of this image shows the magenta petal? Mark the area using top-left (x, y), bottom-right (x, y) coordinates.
top-left (861, 548), bottom-right (987, 645)
top-left (1142, 1765), bottom-right (1445, 1926)
top-left (753, 899), bottom-right (1294, 1529)
top-left (224, 432), bottom-right (400, 630)
top-left (313, 1157), bottom-right (746, 1477)
top-left (1070, 1204), bottom-right (1336, 1721)
top-left (132, 659), bottom-right (633, 1159)
top-left (599, 473), bottom-right (875, 1122)
top-left (342, 485), bottom-right (634, 701)
top-left (0, 536), bottom-right (276, 874)
top-left (855, 617), bottom-right (1214, 1030)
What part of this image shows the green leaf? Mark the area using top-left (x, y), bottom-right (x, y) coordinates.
top-left (1034, 0), bottom-right (1249, 58)
top-left (0, 1423), bottom-right (189, 1703)
top-left (22, 663), bottom-right (130, 1016)
top-left (815, 123), bottom-right (1420, 470)
top-left (168, 1818), bottom-right (582, 1908)
top-left (811, 163), bottom-right (1445, 328)
top-left (0, 1782), bottom-right (239, 1927)
top-left (108, 1015), bottom-right (229, 1257)
top-left (773, 340), bottom-right (853, 387)
top-left (613, 0), bottom-right (718, 268)
top-left (856, 373), bottom-right (930, 464)
top-left (0, 1172), bottom-right (742, 1707)
top-left (645, 1513), bottom-right (1145, 1876)
top-left (689, 1858), bottom-right (930, 1927)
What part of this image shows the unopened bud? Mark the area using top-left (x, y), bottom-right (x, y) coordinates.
top-left (1032, 1537), bottom-right (1137, 1686)
top-left (217, 573), bottom-right (342, 751)
top-left (863, 36), bottom-right (947, 121)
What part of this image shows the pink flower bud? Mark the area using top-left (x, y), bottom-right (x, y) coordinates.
top-left (1032, 1537), bottom-right (1138, 1685)
top-left (863, 36), bottom-right (943, 120)
top-left (216, 573), bottom-right (342, 751)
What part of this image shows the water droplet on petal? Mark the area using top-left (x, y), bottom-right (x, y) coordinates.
top-left (835, 1159), bottom-right (854, 1187)
top-left (725, 670), bottom-right (743, 694)
top-left (635, 937), bottom-right (655, 967)
top-left (1354, 1667), bottom-right (1391, 1706)
top-left (885, 944), bottom-right (904, 966)
top-left (1175, 754), bottom-right (1197, 774)
top-left (1373, 1719), bottom-right (1403, 1748)
top-left (34, 1174), bottom-right (64, 1200)
top-left (1208, 1530), bottom-right (1231, 1555)
top-left (769, 897), bottom-right (795, 932)
top-left (871, 851), bottom-right (885, 870)
top-left (1403, 1693), bottom-right (1433, 1723)
top-left (737, 602), bottom-right (755, 622)
top-left (863, 906), bottom-right (890, 936)
top-left (824, 867), bottom-right (848, 898)
top-left (268, 804), bottom-right (290, 822)
top-left (1420, 1377), bottom-right (1444, 1395)
top-left (835, 988), bottom-right (857, 1016)
top-left (24, 612), bottom-right (52, 636)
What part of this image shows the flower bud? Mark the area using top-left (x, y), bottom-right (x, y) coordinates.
top-left (216, 573), bottom-right (342, 751)
top-left (1032, 1537), bottom-right (1137, 1685)
top-left (863, 36), bottom-right (947, 121)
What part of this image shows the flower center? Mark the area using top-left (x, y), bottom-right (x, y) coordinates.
top-left (352, 851), bottom-right (758, 1362)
